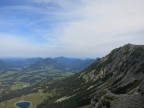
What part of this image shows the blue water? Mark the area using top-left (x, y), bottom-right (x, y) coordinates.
top-left (15, 101), bottom-right (31, 108)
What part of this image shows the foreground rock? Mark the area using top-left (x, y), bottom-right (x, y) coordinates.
top-left (89, 89), bottom-right (144, 108)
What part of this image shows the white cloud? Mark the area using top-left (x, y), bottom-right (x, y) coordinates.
top-left (0, 34), bottom-right (65, 57)
top-left (0, 0), bottom-right (144, 58)
top-left (57, 0), bottom-right (144, 57)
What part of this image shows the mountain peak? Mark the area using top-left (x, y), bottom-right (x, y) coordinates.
top-left (123, 43), bottom-right (144, 49)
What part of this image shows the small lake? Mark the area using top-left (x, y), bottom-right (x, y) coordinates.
top-left (15, 101), bottom-right (32, 108)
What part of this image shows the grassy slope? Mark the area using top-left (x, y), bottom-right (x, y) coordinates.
top-left (0, 91), bottom-right (48, 108)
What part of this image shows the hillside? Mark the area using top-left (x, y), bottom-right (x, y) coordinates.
top-left (37, 44), bottom-right (144, 108)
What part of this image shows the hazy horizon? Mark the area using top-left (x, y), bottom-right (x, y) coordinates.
top-left (0, 56), bottom-right (97, 59)
top-left (0, 43), bottom-right (142, 59)
top-left (0, 0), bottom-right (144, 58)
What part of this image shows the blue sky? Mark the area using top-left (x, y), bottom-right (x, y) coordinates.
top-left (0, 0), bottom-right (144, 58)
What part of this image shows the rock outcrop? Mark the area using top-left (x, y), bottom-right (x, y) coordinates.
top-left (89, 89), bottom-right (144, 108)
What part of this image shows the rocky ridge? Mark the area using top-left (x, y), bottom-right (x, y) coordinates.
top-left (81, 44), bottom-right (144, 108)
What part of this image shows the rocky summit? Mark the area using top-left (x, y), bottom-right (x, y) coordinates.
top-left (38, 44), bottom-right (144, 108)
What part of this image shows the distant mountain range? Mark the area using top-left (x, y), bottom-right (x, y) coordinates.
top-left (0, 57), bottom-right (95, 73)
top-left (24, 57), bottom-right (95, 73)
top-left (37, 44), bottom-right (144, 108)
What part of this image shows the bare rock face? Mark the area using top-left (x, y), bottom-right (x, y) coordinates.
top-left (89, 90), bottom-right (118, 108)
top-left (83, 44), bottom-right (144, 108)
top-left (111, 94), bottom-right (143, 108)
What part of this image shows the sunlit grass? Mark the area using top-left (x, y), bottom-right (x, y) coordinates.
top-left (0, 91), bottom-right (49, 108)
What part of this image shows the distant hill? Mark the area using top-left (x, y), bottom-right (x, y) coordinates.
top-left (0, 57), bottom-right (43, 70)
top-left (37, 44), bottom-right (144, 108)
top-left (0, 60), bottom-right (8, 70)
top-left (24, 57), bottom-right (95, 73)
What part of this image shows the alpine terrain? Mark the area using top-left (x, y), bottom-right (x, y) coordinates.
top-left (37, 44), bottom-right (144, 108)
